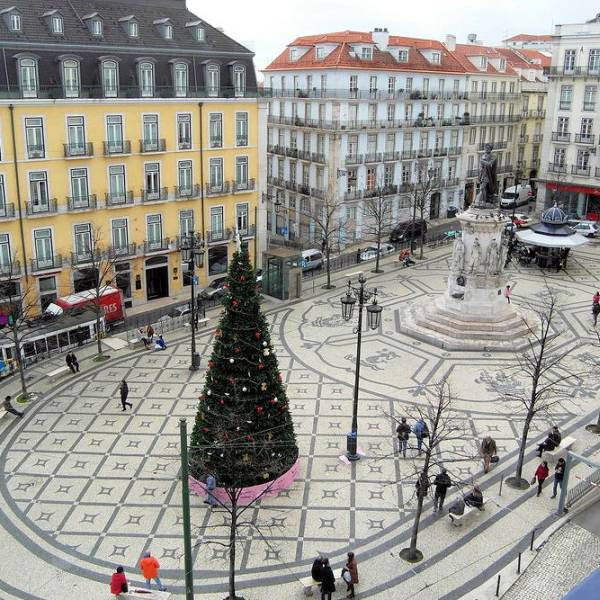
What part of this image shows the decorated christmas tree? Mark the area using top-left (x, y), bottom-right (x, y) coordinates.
top-left (190, 250), bottom-right (298, 488)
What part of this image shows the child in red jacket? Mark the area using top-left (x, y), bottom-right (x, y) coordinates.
top-left (110, 566), bottom-right (128, 596)
top-left (533, 461), bottom-right (549, 496)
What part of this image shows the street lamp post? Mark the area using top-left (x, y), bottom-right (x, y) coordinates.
top-left (505, 164), bottom-right (523, 267)
top-left (340, 274), bottom-right (383, 460)
top-left (179, 231), bottom-right (205, 371)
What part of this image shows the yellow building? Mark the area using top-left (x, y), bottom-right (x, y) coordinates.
top-left (0, 0), bottom-right (262, 311)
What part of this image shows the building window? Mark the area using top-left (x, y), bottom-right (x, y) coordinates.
top-left (29, 172), bottom-right (49, 213)
top-left (106, 115), bottom-right (124, 153)
top-left (180, 209), bottom-right (194, 236)
top-left (366, 168), bottom-right (376, 191)
top-left (431, 51), bottom-right (441, 64)
top-left (235, 112), bottom-right (248, 147)
top-left (38, 276), bottom-right (57, 310)
top-left (62, 59), bottom-right (80, 98)
top-left (576, 149), bottom-right (590, 169)
top-left (146, 214), bottom-right (163, 246)
top-left (195, 26), bottom-right (205, 42)
top-left (70, 168), bottom-right (89, 206)
top-left (144, 163), bottom-right (161, 200)
top-left (557, 116), bottom-right (569, 134)
top-left (233, 65), bottom-right (246, 97)
top-left (34, 228), bottom-right (53, 266)
top-left (236, 203), bottom-right (249, 233)
top-left (209, 113), bottom-right (223, 148)
top-left (108, 165), bottom-right (126, 200)
top-left (102, 60), bottom-right (118, 97)
top-left (74, 223), bottom-right (92, 259)
top-left (19, 58), bottom-right (38, 98)
top-left (90, 19), bottom-right (102, 36)
top-left (128, 21), bottom-right (138, 38)
top-left (210, 205), bottom-right (224, 234)
top-left (388, 76), bottom-right (396, 95)
top-left (173, 62), bottom-right (188, 97)
top-left (584, 85), bottom-right (597, 111)
top-left (209, 158), bottom-right (223, 191)
top-left (25, 117), bottom-right (44, 158)
top-left (559, 85), bottom-right (572, 110)
top-left (208, 244), bottom-right (227, 275)
top-left (564, 49), bottom-right (576, 72)
top-left (362, 47), bottom-right (373, 60)
top-left (398, 49), bottom-right (409, 62)
top-left (553, 147), bottom-right (565, 166)
top-left (235, 156), bottom-right (248, 189)
top-left (111, 218), bottom-right (128, 250)
top-left (178, 160), bottom-right (193, 195)
top-left (164, 24), bottom-right (173, 40)
top-left (589, 49), bottom-right (600, 73)
top-left (142, 114), bottom-right (159, 150)
top-left (67, 116), bottom-right (86, 155)
top-left (9, 13), bottom-right (21, 31)
top-left (316, 47), bottom-right (325, 60)
top-left (207, 64), bottom-right (219, 97)
top-left (51, 15), bottom-right (63, 34)
top-left (0, 176), bottom-right (6, 215)
top-left (139, 62), bottom-right (155, 97)
top-left (177, 113), bottom-right (192, 149)
top-left (0, 233), bottom-right (11, 269)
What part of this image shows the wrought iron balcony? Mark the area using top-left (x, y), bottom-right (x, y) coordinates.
top-left (532, 134), bottom-right (543, 143)
top-left (478, 141), bottom-right (508, 151)
top-left (236, 135), bottom-right (248, 147)
top-left (209, 136), bottom-right (223, 149)
top-left (139, 138), bottom-right (166, 153)
top-left (103, 140), bottom-right (131, 155)
top-left (26, 199), bottom-right (58, 215)
top-left (548, 162), bottom-right (567, 174)
top-left (571, 165), bottom-right (591, 176)
top-left (518, 135), bottom-right (529, 144)
top-left (174, 184), bottom-right (201, 199)
top-left (108, 243), bottom-right (137, 259)
top-left (232, 178), bottom-right (256, 193)
top-left (443, 177), bottom-right (460, 187)
top-left (551, 132), bottom-right (571, 143)
top-left (71, 251), bottom-right (93, 266)
top-left (26, 144), bottom-right (45, 159)
top-left (63, 142), bottom-right (93, 158)
top-left (205, 181), bottom-right (231, 197)
top-left (144, 238), bottom-right (171, 253)
top-left (207, 228), bottom-right (232, 243)
top-left (574, 134), bottom-right (595, 145)
top-left (141, 187), bottom-right (169, 203)
top-left (0, 260), bottom-right (20, 277)
top-left (105, 191), bottom-right (134, 206)
top-left (0, 203), bottom-right (15, 219)
top-left (67, 194), bottom-right (97, 211)
top-left (178, 138), bottom-right (192, 150)
top-left (239, 224), bottom-right (256, 238)
top-left (31, 255), bottom-right (62, 272)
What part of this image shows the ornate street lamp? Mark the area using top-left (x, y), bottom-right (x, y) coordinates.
top-left (179, 231), bottom-right (205, 371)
top-left (505, 162), bottom-right (523, 267)
top-left (340, 273), bottom-right (383, 460)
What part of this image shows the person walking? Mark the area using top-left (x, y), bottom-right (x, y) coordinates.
top-left (65, 352), bottom-right (76, 374)
top-left (593, 301), bottom-right (600, 327)
top-left (345, 552), bottom-right (359, 599)
top-left (119, 380), bottom-right (132, 411)
top-left (532, 461), bottom-right (549, 496)
top-left (204, 474), bottom-right (217, 507)
top-left (551, 458), bottom-right (566, 499)
top-left (69, 352), bottom-right (80, 373)
top-left (593, 290), bottom-right (600, 305)
top-left (481, 435), bottom-right (497, 474)
top-left (396, 417), bottom-right (411, 457)
top-left (3, 395), bottom-right (23, 418)
top-left (110, 566), bottom-right (128, 597)
top-left (413, 417), bottom-right (428, 455)
top-left (319, 558), bottom-right (335, 600)
top-left (433, 468), bottom-right (452, 512)
top-left (503, 284), bottom-right (512, 304)
top-left (140, 551), bottom-right (166, 591)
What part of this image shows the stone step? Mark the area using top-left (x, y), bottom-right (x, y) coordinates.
top-left (415, 317), bottom-right (530, 341)
top-left (429, 305), bottom-right (523, 326)
top-left (419, 308), bottom-right (530, 334)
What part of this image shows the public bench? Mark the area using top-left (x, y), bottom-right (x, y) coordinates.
top-left (45, 365), bottom-right (70, 380)
top-left (544, 436), bottom-right (576, 463)
top-left (300, 568), bottom-right (343, 597)
top-left (448, 503), bottom-right (485, 527)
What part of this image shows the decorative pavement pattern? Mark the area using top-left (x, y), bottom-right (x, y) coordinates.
top-left (1, 242), bottom-right (600, 599)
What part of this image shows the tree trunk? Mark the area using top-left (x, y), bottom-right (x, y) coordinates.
top-left (408, 489), bottom-right (425, 559)
top-left (96, 308), bottom-right (103, 357)
top-left (13, 331), bottom-right (27, 397)
top-left (375, 232), bottom-right (382, 273)
top-left (515, 409), bottom-right (533, 481)
top-left (419, 205), bottom-right (425, 260)
top-left (228, 498), bottom-right (237, 599)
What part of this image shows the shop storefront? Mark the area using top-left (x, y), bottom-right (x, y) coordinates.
top-left (544, 182), bottom-right (600, 220)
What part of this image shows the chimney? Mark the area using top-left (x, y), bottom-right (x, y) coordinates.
top-left (445, 34), bottom-right (456, 51)
top-left (371, 27), bottom-right (390, 51)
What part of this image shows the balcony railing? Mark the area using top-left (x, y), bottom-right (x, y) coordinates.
top-left (139, 139), bottom-right (166, 153)
top-left (232, 178), bottom-right (256, 193)
top-left (551, 132), bottom-right (571, 143)
top-left (478, 141), bottom-right (508, 151)
top-left (0, 260), bottom-right (20, 277)
top-left (443, 177), bottom-right (460, 187)
top-left (344, 185), bottom-right (399, 201)
top-left (178, 138), bottom-right (192, 150)
top-left (527, 109), bottom-right (546, 118)
top-left (141, 187), bottom-right (168, 202)
top-left (0, 203), bottom-right (15, 219)
top-left (26, 199), bottom-right (58, 215)
top-left (559, 101), bottom-right (572, 111)
top-left (174, 184), bottom-right (201, 199)
top-left (144, 238), bottom-right (171, 253)
top-left (466, 169), bottom-right (479, 178)
top-left (548, 162), bottom-right (567, 174)
top-left (63, 142), bottom-right (93, 158)
top-left (108, 244), bottom-right (137, 259)
top-left (583, 102), bottom-right (596, 112)
top-left (548, 66), bottom-right (600, 77)
top-left (209, 137), bottom-right (223, 149)
top-left (71, 251), bottom-right (93, 266)
top-left (67, 194), bottom-right (97, 211)
top-left (31, 255), bottom-right (62, 272)
top-left (26, 145), bottom-right (45, 159)
top-left (207, 228), bottom-right (232, 243)
top-left (571, 165), bottom-right (591, 176)
top-left (497, 164), bottom-right (514, 174)
top-left (236, 135), bottom-right (248, 147)
top-left (205, 181), bottom-right (231, 197)
top-left (239, 224), bottom-right (256, 238)
top-left (105, 191), bottom-right (134, 206)
top-left (519, 135), bottom-right (529, 144)
top-left (530, 158), bottom-right (540, 168)
top-left (575, 133), bottom-right (595, 145)
top-left (103, 140), bottom-right (131, 155)
top-left (532, 134), bottom-right (543, 143)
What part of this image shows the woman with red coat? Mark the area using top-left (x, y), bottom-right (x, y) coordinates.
top-left (346, 552), bottom-right (359, 598)
top-left (110, 566), bottom-right (128, 597)
top-left (533, 461), bottom-right (549, 496)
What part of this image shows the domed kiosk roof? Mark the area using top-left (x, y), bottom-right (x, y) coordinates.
top-left (541, 204), bottom-right (568, 225)
top-left (530, 204), bottom-right (575, 236)
top-left (519, 203), bottom-right (589, 248)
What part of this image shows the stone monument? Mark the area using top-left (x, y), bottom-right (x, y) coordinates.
top-left (399, 144), bottom-right (533, 351)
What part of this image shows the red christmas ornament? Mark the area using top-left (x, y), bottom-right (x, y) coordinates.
top-left (228, 377), bottom-right (236, 385)
top-left (208, 360), bottom-right (215, 368)
top-left (223, 432), bottom-right (229, 439)
top-left (255, 331), bottom-right (261, 340)
top-left (219, 399), bottom-right (225, 405)
top-left (246, 435), bottom-right (253, 441)
top-left (240, 275), bottom-right (246, 281)
top-left (232, 299), bottom-right (239, 308)
top-left (234, 347), bottom-right (241, 354)
top-left (256, 406), bottom-right (264, 413)
top-left (258, 362), bottom-right (265, 370)
top-left (202, 427), bottom-right (210, 433)
top-left (215, 329), bottom-right (222, 337)
top-left (269, 398), bottom-right (277, 405)
top-left (223, 283), bottom-right (230, 289)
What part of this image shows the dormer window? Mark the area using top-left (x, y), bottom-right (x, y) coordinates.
top-left (499, 58), bottom-right (506, 71)
top-left (315, 47), bottom-right (325, 60)
top-left (9, 13), bottom-right (21, 32)
top-left (431, 51), bottom-right (441, 64)
top-left (206, 64), bottom-right (219, 97)
top-left (173, 62), bottom-right (189, 97)
top-left (129, 21), bottom-right (138, 38)
top-left (480, 56), bottom-right (488, 69)
top-left (61, 59), bottom-right (80, 98)
top-left (164, 24), bottom-right (173, 40)
top-left (361, 47), bottom-right (373, 60)
top-left (51, 15), bottom-right (63, 34)
top-left (18, 57), bottom-right (38, 98)
top-left (290, 48), bottom-right (298, 62)
top-left (91, 19), bottom-right (102, 36)
top-left (233, 64), bottom-right (246, 97)
top-left (398, 49), bottom-right (409, 62)
top-left (195, 27), bottom-right (204, 42)
top-left (155, 18), bottom-right (173, 40)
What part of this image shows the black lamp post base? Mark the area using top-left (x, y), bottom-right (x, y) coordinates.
top-left (346, 452), bottom-right (360, 461)
top-left (189, 353), bottom-right (201, 371)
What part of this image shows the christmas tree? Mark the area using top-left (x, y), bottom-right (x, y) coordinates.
top-left (190, 250), bottom-right (298, 488)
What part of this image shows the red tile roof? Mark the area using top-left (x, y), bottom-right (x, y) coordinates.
top-left (503, 34), bottom-right (552, 42)
top-left (452, 44), bottom-right (519, 77)
top-left (517, 49), bottom-right (551, 68)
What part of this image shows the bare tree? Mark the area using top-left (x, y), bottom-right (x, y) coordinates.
top-left (409, 162), bottom-right (439, 260)
top-left (361, 192), bottom-right (393, 273)
top-left (71, 227), bottom-right (119, 358)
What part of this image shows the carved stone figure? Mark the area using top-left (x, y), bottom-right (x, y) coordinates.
top-left (470, 238), bottom-right (482, 273)
top-left (498, 244), bottom-right (508, 273)
top-left (475, 144), bottom-right (498, 206)
top-left (487, 239), bottom-right (499, 275)
top-left (452, 238), bottom-right (465, 272)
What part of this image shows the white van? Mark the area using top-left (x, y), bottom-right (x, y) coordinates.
top-left (500, 184), bottom-right (532, 209)
top-left (301, 249), bottom-right (323, 271)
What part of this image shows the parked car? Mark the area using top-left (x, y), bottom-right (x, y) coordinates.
top-left (572, 221), bottom-right (599, 237)
top-left (359, 243), bottom-right (395, 261)
top-left (199, 276), bottom-right (228, 300)
top-left (389, 219), bottom-right (428, 244)
top-left (301, 249), bottom-right (323, 271)
top-left (500, 184), bottom-right (533, 209)
top-left (510, 213), bottom-right (533, 228)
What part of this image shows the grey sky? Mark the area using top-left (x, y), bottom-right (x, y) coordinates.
top-left (188, 0), bottom-right (596, 78)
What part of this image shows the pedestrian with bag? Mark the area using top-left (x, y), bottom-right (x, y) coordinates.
top-left (110, 566), bottom-right (128, 597)
top-left (551, 458), bottom-right (566, 498)
top-left (119, 380), bottom-right (132, 411)
top-left (532, 460), bottom-right (549, 496)
top-left (345, 552), bottom-right (359, 599)
top-left (140, 550), bottom-right (166, 591)
top-left (413, 417), bottom-right (428, 455)
top-left (319, 557), bottom-right (336, 600)
top-left (480, 435), bottom-right (497, 474)
top-left (69, 352), bottom-right (80, 373)
top-left (433, 468), bottom-right (452, 512)
top-left (396, 417), bottom-right (411, 457)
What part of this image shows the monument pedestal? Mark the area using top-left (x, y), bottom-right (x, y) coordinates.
top-left (399, 206), bottom-right (534, 351)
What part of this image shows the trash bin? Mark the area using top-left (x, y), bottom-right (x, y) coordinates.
top-left (447, 206), bottom-right (459, 218)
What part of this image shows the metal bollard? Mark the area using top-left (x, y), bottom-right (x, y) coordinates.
top-left (517, 552), bottom-right (522, 574)
top-left (499, 473), bottom-right (504, 497)
top-left (495, 574), bottom-right (501, 597)
top-left (530, 529), bottom-right (536, 551)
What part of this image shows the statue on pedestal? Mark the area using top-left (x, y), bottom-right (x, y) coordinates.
top-left (470, 238), bottom-right (482, 273)
top-left (452, 238), bottom-right (465, 273)
top-left (475, 144), bottom-right (498, 207)
top-left (487, 239), bottom-right (499, 275)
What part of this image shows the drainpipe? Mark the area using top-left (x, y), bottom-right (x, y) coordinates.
top-left (198, 102), bottom-right (206, 238)
top-left (8, 104), bottom-right (28, 280)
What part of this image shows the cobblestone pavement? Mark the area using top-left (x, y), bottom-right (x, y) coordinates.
top-left (0, 242), bottom-right (599, 599)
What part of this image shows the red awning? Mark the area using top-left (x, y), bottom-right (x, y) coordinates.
top-left (547, 182), bottom-right (600, 196)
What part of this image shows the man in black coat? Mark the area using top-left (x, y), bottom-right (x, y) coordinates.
top-left (433, 469), bottom-right (452, 512)
top-left (319, 558), bottom-right (335, 600)
top-left (537, 426), bottom-right (561, 457)
top-left (311, 557), bottom-right (324, 582)
top-left (119, 380), bottom-right (132, 411)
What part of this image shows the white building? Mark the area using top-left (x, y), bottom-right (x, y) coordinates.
top-left (537, 14), bottom-right (600, 220)
top-left (263, 30), bottom-right (469, 248)
top-left (503, 34), bottom-right (553, 52)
